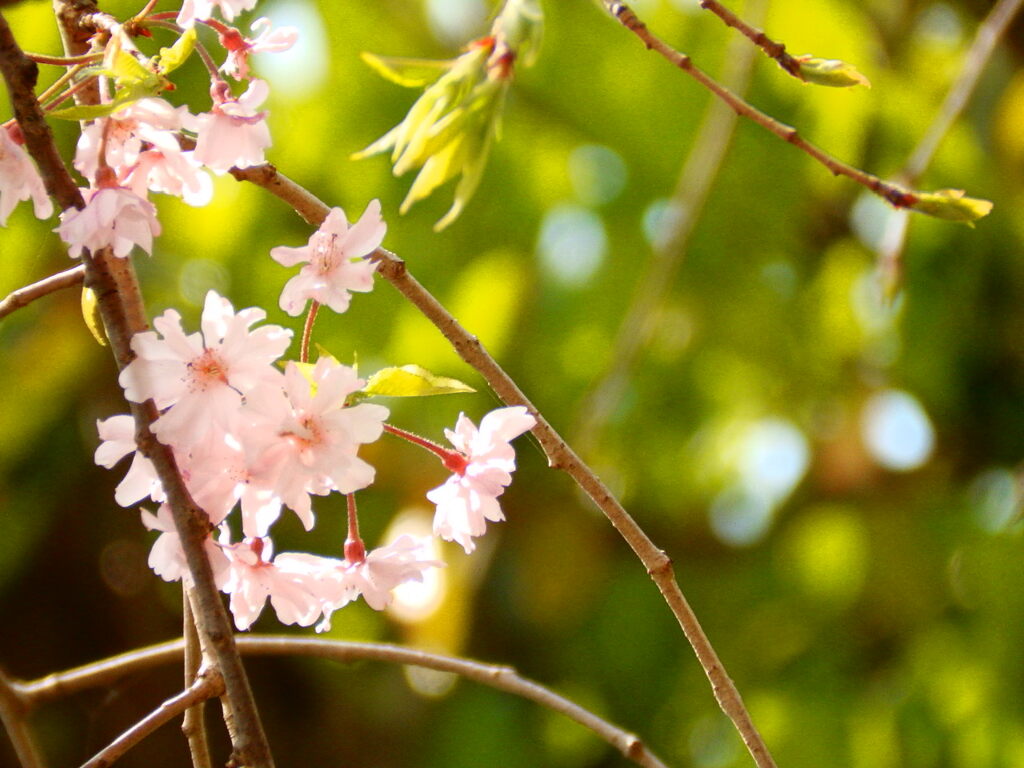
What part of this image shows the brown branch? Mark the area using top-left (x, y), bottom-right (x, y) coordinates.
top-left (696, 0), bottom-right (801, 77)
top-left (79, 670), bottom-right (224, 768)
top-left (877, 0), bottom-right (1024, 292)
top-left (601, 1), bottom-right (915, 211)
top-left (0, 264), bottom-right (84, 321)
top-left (574, 0), bottom-right (763, 455)
top-left (18, 637), bottom-right (670, 768)
top-left (0, 10), bottom-right (275, 768)
top-left (0, 667), bottom-right (45, 768)
top-left (226, 162), bottom-right (775, 767)
top-left (182, 591), bottom-right (213, 768)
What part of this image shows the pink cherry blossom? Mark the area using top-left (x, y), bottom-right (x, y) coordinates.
top-left (242, 357), bottom-right (389, 526)
top-left (95, 414), bottom-right (165, 507)
top-left (184, 80), bottom-right (272, 173)
top-left (0, 125), bottom-right (52, 226)
top-left (177, 0), bottom-right (259, 27)
top-left (119, 290), bottom-right (291, 449)
top-left (427, 406), bottom-right (536, 553)
top-left (74, 99), bottom-right (183, 184)
top-left (55, 186), bottom-right (160, 258)
top-left (271, 201), bottom-right (384, 316)
top-left (125, 145), bottom-right (213, 207)
top-left (316, 535), bottom-right (442, 631)
top-left (220, 536), bottom-right (327, 630)
top-left (220, 18), bottom-right (299, 80)
top-left (140, 505), bottom-right (230, 587)
top-left (184, 429), bottom-right (283, 535)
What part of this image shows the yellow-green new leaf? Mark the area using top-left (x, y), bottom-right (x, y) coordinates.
top-left (360, 52), bottom-right (452, 88)
top-left (49, 97), bottom-right (133, 121)
top-left (361, 365), bottom-right (476, 397)
top-left (795, 56), bottom-right (870, 88)
top-left (154, 27), bottom-right (197, 75)
top-left (81, 287), bottom-right (108, 346)
top-left (910, 189), bottom-right (993, 225)
top-left (103, 46), bottom-right (164, 94)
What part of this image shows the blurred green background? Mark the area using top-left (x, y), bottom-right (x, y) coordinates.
top-left (3, 0), bottom-right (1024, 765)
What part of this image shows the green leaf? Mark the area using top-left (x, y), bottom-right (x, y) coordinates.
top-left (794, 56), bottom-right (870, 88)
top-left (105, 48), bottom-right (162, 92)
top-left (361, 52), bottom-right (451, 88)
top-left (909, 189), bottom-right (994, 226)
top-left (154, 26), bottom-right (196, 75)
top-left (81, 287), bottom-right (108, 346)
top-left (361, 365), bottom-right (475, 397)
top-left (48, 89), bottom-right (141, 120)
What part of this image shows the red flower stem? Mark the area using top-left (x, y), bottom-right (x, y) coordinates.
top-left (382, 422), bottom-right (449, 460)
top-left (300, 300), bottom-right (319, 363)
top-left (200, 17), bottom-right (231, 36)
top-left (344, 494), bottom-right (365, 563)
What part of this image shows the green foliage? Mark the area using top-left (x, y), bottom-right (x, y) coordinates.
top-left (359, 364), bottom-right (476, 398)
top-left (2, 0), bottom-right (1024, 766)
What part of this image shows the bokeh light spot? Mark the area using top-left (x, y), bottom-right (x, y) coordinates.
top-left (861, 389), bottom-right (935, 471)
top-left (425, 0), bottom-right (488, 46)
top-left (258, 0), bottom-right (328, 100)
top-left (537, 205), bottom-right (607, 287)
top-left (738, 418), bottom-right (810, 503)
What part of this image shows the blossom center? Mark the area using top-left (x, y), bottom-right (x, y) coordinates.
top-left (311, 232), bottom-right (341, 275)
top-left (187, 348), bottom-right (229, 390)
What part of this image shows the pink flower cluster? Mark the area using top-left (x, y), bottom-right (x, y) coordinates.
top-left (39, 0), bottom-right (537, 633)
top-left (0, 1), bottom-right (296, 238)
top-left (97, 291), bottom-right (436, 630)
top-left (96, 286), bottom-right (535, 631)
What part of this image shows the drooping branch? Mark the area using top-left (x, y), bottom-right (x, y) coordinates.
top-left (15, 637), bottom-right (670, 768)
top-left (79, 670), bottom-right (224, 768)
top-left (574, 0), bottom-right (764, 455)
top-left (600, 2), bottom-right (897, 199)
top-left (225, 162), bottom-right (777, 768)
top-left (0, 10), bottom-right (275, 768)
top-left (599, 1), bottom-right (988, 225)
top-left (0, 264), bottom-right (84, 322)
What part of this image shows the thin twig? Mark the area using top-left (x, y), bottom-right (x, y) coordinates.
top-left (24, 51), bottom-right (101, 66)
top-left (0, 264), bottom-right (85, 321)
top-left (696, 0), bottom-right (801, 78)
top-left (17, 637), bottom-right (670, 768)
top-left (0, 667), bottom-right (45, 768)
top-left (79, 671), bottom-right (224, 768)
top-left (574, 0), bottom-right (764, 454)
top-left (182, 591), bottom-right (213, 768)
top-left (225, 163), bottom-right (776, 767)
top-left (0, 9), bottom-right (275, 768)
top-left (601, 1), bottom-right (916, 211)
top-left (877, 0), bottom-right (1024, 292)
